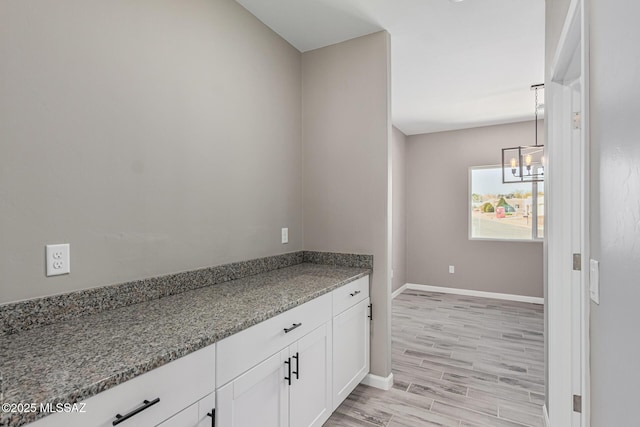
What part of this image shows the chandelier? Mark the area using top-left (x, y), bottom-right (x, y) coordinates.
top-left (502, 84), bottom-right (545, 183)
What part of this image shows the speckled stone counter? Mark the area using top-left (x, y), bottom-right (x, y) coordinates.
top-left (0, 263), bottom-right (370, 427)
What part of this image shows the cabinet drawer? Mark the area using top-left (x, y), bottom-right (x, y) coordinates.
top-left (216, 293), bottom-right (332, 387)
top-left (332, 276), bottom-right (369, 315)
top-left (29, 345), bottom-right (215, 427)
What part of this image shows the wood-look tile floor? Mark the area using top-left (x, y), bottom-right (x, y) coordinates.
top-left (324, 290), bottom-right (545, 427)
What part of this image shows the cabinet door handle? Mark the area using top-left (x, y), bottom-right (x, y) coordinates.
top-left (292, 352), bottom-right (299, 380)
top-left (206, 408), bottom-right (215, 427)
top-left (284, 323), bottom-right (302, 333)
top-left (284, 357), bottom-right (292, 385)
top-left (350, 290), bottom-right (361, 297)
top-left (368, 303), bottom-right (373, 320)
top-left (113, 398), bottom-right (160, 425)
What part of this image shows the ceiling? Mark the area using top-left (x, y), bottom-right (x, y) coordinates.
top-left (234, 0), bottom-right (545, 135)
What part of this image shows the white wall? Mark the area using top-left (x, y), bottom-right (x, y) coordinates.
top-left (302, 31), bottom-right (392, 378)
top-left (0, 0), bottom-right (302, 303)
top-left (406, 122), bottom-right (544, 298)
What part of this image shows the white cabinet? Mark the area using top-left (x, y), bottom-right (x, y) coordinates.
top-left (29, 345), bottom-right (216, 427)
top-left (289, 323), bottom-right (332, 427)
top-left (156, 403), bottom-right (198, 427)
top-left (330, 275), bottom-right (371, 410)
top-left (196, 392), bottom-right (216, 427)
top-left (332, 275), bottom-right (370, 315)
top-left (155, 391), bottom-right (215, 427)
top-left (216, 275), bottom-right (370, 427)
top-left (217, 350), bottom-right (289, 427)
top-left (217, 323), bottom-right (332, 427)
top-left (216, 294), bottom-right (332, 388)
top-left (332, 297), bottom-right (370, 410)
top-left (29, 275), bottom-right (370, 427)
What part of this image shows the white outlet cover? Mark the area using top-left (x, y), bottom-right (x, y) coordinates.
top-left (449, 265), bottom-right (455, 274)
top-left (46, 244), bottom-right (70, 276)
top-left (281, 228), bottom-right (289, 244)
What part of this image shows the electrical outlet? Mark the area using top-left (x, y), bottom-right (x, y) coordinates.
top-left (449, 265), bottom-right (455, 274)
top-left (281, 228), bottom-right (289, 244)
top-left (46, 244), bottom-right (70, 276)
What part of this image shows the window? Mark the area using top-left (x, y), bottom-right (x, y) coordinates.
top-left (469, 166), bottom-right (544, 241)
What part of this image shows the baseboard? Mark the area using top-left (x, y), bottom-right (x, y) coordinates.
top-left (391, 284), bottom-right (408, 299)
top-left (404, 283), bottom-right (544, 305)
top-left (361, 372), bottom-right (394, 390)
top-left (543, 404), bottom-right (550, 427)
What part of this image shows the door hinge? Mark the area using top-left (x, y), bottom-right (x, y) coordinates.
top-left (573, 253), bottom-right (582, 271)
top-left (573, 394), bottom-right (582, 413)
top-left (573, 112), bottom-right (582, 129)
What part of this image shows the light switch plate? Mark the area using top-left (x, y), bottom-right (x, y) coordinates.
top-left (281, 228), bottom-right (289, 244)
top-left (46, 244), bottom-right (70, 276)
top-left (589, 259), bottom-right (600, 304)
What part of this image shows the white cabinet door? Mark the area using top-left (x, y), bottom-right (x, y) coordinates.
top-left (289, 323), bottom-right (332, 427)
top-left (217, 349), bottom-right (289, 427)
top-left (197, 392), bottom-right (215, 427)
top-left (156, 403), bottom-right (198, 427)
top-left (332, 298), bottom-right (370, 410)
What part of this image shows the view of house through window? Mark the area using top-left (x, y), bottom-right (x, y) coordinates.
top-left (470, 166), bottom-right (544, 240)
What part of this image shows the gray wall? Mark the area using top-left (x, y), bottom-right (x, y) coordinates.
top-left (0, 0), bottom-right (302, 303)
top-left (588, 1), bottom-right (640, 424)
top-left (406, 122), bottom-right (543, 298)
top-left (302, 31), bottom-right (392, 378)
top-left (392, 127), bottom-right (407, 293)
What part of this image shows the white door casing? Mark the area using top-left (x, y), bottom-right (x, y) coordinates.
top-left (547, 0), bottom-right (590, 425)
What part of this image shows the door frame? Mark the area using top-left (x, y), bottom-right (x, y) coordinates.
top-left (546, 0), bottom-right (590, 425)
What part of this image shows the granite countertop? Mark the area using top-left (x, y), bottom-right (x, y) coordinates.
top-left (0, 263), bottom-right (370, 427)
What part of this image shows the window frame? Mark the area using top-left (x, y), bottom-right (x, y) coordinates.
top-left (468, 165), bottom-right (543, 242)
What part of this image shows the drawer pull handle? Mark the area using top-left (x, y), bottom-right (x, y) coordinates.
top-left (292, 352), bottom-right (299, 380)
top-left (350, 290), bottom-right (361, 297)
top-left (207, 408), bottom-right (215, 427)
top-left (113, 398), bottom-right (160, 426)
top-left (284, 357), bottom-right (292, 385)
top-left (284, 323), bottom-right (302, 333)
